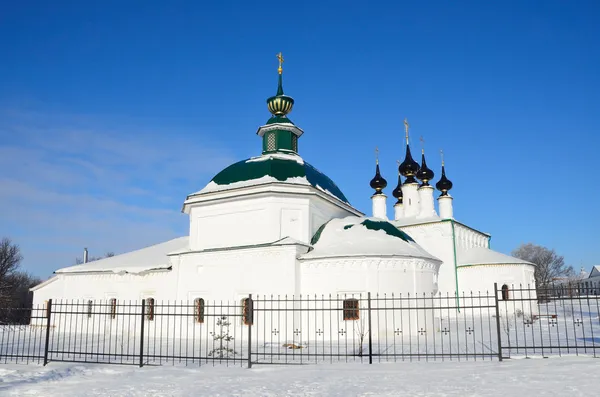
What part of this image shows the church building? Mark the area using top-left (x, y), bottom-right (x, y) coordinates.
top-left (31, 55), bottom-right (535, 309)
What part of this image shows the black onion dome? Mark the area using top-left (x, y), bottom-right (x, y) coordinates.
top-left (370, 164), bottom-right (387, 194)
top-left (392, 173), bottom-right (403, 204)
top-left (435, 164), bottom-right (453, 196)
top-left (398, 144), bottom-right (420, 184)
top-left (416, 152), bottom-right (434, 186)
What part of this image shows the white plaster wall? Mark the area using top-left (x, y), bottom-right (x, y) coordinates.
top-left (400, 221), bottom-right (492, 296)
top-left (457, 264), bottom-right (536, 294)
top-left (400, 222), bottom-right (457, 294)
top-left (299, 257), bottom-right (437, 296)
top-left (188, 192), bottom-right (358, 251)
top-left (457, 264), bottom-right (538, 316)
top-left (174, 244), bottom-right (305, 303)
top-left (189, 196), bottom-right (311, 250)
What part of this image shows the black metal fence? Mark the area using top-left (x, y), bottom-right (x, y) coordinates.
top-left (1, 283), bottom-right (598, 367)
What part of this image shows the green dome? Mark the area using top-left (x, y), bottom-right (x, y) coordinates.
top-left (207, 155), bottom-right (349, 203)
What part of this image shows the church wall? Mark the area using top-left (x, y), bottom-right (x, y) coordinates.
top-left (30, 270), bottom-right (178, 327)
top-left (400, 222), bottom-right (456, 294)
top-left (189, 195), bottom-right (310, 250)
top-left (453, 223), bottom-right (489, 250)
top-left (188, 193), bottom-right (356, 250)
top-left (457, 264), bottom-right (537, 316)
top-left (299, 257), bottom-right (437, 297)
top-left (297, 257), bottom-right (439, 336)
top-left (173, 244), bottom-right (303, 303)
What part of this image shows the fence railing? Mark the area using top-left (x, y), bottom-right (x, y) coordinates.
top-left (0, 283), bottom-right (599, 367)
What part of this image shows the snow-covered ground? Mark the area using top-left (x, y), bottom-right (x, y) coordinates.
top-left (0, 357), bottom-right (598, 396)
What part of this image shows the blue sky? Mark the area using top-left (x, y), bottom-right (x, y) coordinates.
top-left (1, 0), bottom-right (598, 278)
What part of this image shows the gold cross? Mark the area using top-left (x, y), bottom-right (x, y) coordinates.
top-left (403, 118), bottom-right (410, 144)
top-left (420, 136), bottom-right (426, 154)
top-left (277, 52), bottom-right (284, 75)
top-left (440, 149), bottom-right (445, 166)
top-left (375, 147), bottom-right (379, 164)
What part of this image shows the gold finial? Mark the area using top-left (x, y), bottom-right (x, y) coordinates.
top-left (403, 118), bottom-right (410, 145)
top-left (419, 136), bottom-right (425, 154)
top-left (440, 149), bottom-right (445, 166)
top-left (375, 147), bottom-right (379, 164)
top-left (277, 52), bottom-right (284, 75)
top-left (397, 159), bottom-right (401, 175)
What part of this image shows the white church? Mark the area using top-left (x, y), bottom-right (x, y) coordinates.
top-left (31, 56), bottom-right (535, 310)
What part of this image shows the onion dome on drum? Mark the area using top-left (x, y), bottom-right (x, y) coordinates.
top-left (435, 152), bottom-right (453, 196)
top-left (392, 172), bottom-right (403, 204)
top-left (416, 149), bottom-right (434, 186)
top-left (370, 162), bottom-right (387, 195)
top-left (398, 119), bottom-right (420, 184)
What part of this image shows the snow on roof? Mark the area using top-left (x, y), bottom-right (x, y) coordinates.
top-left (29, 275), bottom-right (58, 291)
top-left (246, 152), bottom-right (304, 165)
top-left (301, 217), bottom-right (440, 262)
top-left (457, 246), bottom-right (533, 267)
top-left (198, 175), bottom-right (311, 194)
top-left (56, 237), bottom-right (189, 275)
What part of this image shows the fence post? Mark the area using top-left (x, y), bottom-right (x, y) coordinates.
top-left (139, 299), bottom-right (145, 368)
top-left (367, 292), bottom-right (373, 365)
top-left (43, 299), bottom-right (53, 366)
top-left (247, 294), bottom-right (253, 369)
top-left (493, 283), bottom-right (503, 362)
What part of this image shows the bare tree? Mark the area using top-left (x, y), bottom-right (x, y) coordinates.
top-left (511, 243), bottom-right (573, 288)
top-left (0, 238), bottom-right (24, 303)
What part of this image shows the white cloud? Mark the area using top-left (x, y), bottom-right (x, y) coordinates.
top-left (0, 108), bottom-right (236, 278)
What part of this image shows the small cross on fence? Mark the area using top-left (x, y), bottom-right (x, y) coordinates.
top-left (418, 328), bottom-right (426, 336)
top-left (549, 318), bottom-right (558, 327)
top-left (394, 328), bottom-right (402, 336)
top-left (294, 329), bottom-right (301, 336)
top-left (338, 329), bottom-right (346, 336)
top-left (442, 328), bottom-right (450, 336)
top-left (574, 319), bottom-right (583, 327)
top-left (316, 329), bottom-right (323, 336)
top-left (465, 327), bottom-right (474, 335)
top-left (272, 329), bottom-right (279, 335)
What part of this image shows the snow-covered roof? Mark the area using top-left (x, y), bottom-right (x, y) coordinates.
top-left (301, 217), bottom-right (440, 262)
top-left (589, 266), bottom-right (600, 278)
top-left (55, 237), bottom-right (189, 275)
top-left (29, 275), bottom-right (58, 292)
top-left (457, 246), bottom-right (533, 267)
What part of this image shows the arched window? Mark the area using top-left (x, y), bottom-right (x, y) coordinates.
top-left (109, 298), bottom-right (117, 319)
top-left (194, 298), bottom-right (205, 324)
top-left (241, 298), bottom-right (253, 325)
top-left (146, 298), bottom-right (155, 321)
top-left (501, 284), bottom-right (509, 301)
top-left (343, 298), bottom-right (360, 320)
top-left (87, 300), bottom-right (93, 318)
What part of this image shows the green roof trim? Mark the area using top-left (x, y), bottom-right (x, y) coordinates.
top-left (210, 156), bottom-right (349, 203)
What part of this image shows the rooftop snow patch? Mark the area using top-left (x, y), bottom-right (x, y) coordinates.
top-left (302, 217), bottom-right (440, 261)
top-left (55, 237), bottom-right (189, 275)
top-left (246, 152), bottom-right (304, 165)
top-left (457, 246), bottom-right (534, 267)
